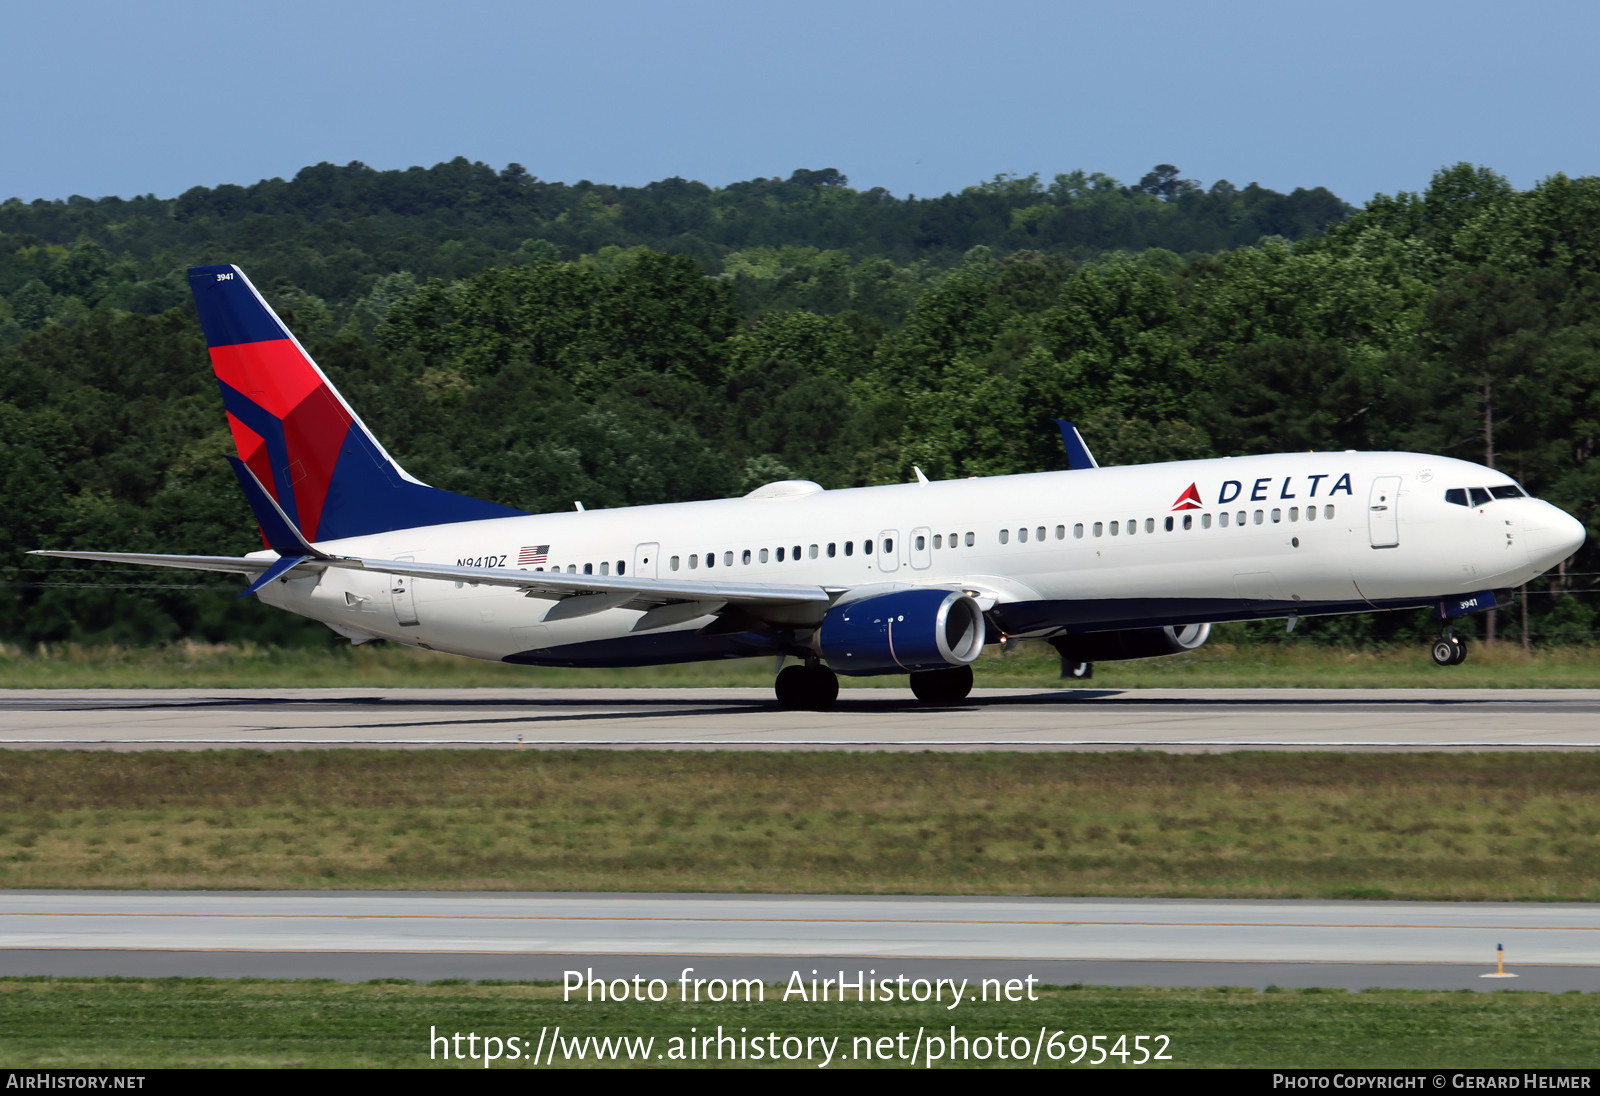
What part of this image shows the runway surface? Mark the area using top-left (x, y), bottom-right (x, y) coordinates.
top-left (1, 892), bottom-right (1594, 991)
top-left (4, 687), bottom-right (1600, 751)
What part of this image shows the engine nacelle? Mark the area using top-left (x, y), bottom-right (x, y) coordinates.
top-left (1050, 623), bottom-right (1211, 664)
top-left (815, 589), bottom-right (986, 676)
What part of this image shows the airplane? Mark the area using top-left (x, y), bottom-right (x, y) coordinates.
top-left (31, 264), bottom-right (1588, 709)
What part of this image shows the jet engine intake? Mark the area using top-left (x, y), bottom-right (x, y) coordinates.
top-left (815, 589), bottom-right (985, 675)
top-left (1050, 623), bottom-right (1211, 663)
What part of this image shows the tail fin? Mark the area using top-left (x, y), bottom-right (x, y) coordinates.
top-left (188, 265), bottom-right (523, 542)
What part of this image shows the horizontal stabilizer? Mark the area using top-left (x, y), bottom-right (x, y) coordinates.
top-left (28, 550), bottom-right (287, 576)
top-left (237, 554), bottom-right (313, 598)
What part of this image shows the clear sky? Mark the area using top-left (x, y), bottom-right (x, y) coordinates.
top-left (4, 0), bottom-right (1596, 207)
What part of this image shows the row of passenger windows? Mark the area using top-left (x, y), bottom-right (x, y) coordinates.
top-left (1445, 485), bottom-right (1525, 506)
top-left (993, 506), bottom-right (1339, 544)
top-left (666, 532), bottom-right (979, 571)
top-left (527, 507), bottom-right (1342, 575)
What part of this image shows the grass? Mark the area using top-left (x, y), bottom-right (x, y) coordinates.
top-left (3, 634), bottom-right (1600, 689)
top-left (1, 979), bottom-right (1595, 1068)
top-left (2, 751), bottom-right (1599, 899)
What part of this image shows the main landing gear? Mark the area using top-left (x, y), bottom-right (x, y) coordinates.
top-left (909, 664), bottom-right (974, 703)
top-left (774, 661), bottom-right (840, 710)
top-left (1431, 630), bottom-right (1467, 666)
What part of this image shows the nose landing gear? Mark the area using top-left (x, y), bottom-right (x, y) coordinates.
top-left (1430, 630), bottom-right (1467, 666)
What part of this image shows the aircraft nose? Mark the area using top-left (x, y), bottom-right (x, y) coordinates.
top-left (1526, 505), bottom-right (1586, 567)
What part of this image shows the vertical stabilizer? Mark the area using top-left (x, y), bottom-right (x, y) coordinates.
top-left (188, 265), bottom-right (523, 542)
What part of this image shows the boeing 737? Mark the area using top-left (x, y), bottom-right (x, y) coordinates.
top-left (31, 265), bottom-right (1588, 708)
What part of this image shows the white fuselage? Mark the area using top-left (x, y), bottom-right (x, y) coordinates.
top-left (255, 452), bottom-right (1584, 669)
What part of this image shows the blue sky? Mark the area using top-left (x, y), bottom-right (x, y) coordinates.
top-left (4, 0), bottom-right (1596, 206)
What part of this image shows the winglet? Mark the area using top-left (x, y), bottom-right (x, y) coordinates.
top-left (226, 455), bottom-right (328, 559)
top-left (1051, 419), bottom-right (1100, 470)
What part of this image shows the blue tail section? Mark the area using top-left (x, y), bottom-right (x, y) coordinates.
top-left (190, 264), bottom-right (524, 543)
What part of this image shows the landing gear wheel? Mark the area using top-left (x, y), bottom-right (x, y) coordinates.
top-left (774, 664), bottom-right (839, 710)
top-left (1449, 636), bottom-right (1467, 665)
top-left (910, 664), bottom-right (974, 703)
top-left (1431, 636), bottom-right (1467, 666)
top-left (1066, 661), bottom-right (1094, 680)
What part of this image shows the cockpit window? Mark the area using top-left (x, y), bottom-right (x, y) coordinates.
top-left (1469, 487), bottom-right (1492, 506)
top-left (1445, 489), bottom-right (1468, 506)
top-left (1490, 485), bottom-right (1525, 500)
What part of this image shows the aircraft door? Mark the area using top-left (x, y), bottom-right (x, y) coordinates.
top-left (633, 542), bottom-right (660, 579)
top-left (909, 526), bottom-right (932, 570)
top-left (877, 530), bottom-right (900, 573)
top-left (390, 557), bottom-right (420, 626)
top-left (1368, 476), bottom-right (1401, 549)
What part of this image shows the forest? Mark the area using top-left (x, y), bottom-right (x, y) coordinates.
top-left (1, 159), bottom-right (1595, 648)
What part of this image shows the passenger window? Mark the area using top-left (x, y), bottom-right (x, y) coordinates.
top-left (1271, 509), bottom-right (1281, 523)
top-left (1237, 511), bottom-right (1246, 526)
top-left (809, 544), bottom-right (818, 559)
top-left (793, 545), bottom-right (801, 560)
top-left (1000, 529), bottom-right (1009, 544)
top-left (915, 535), bottom-right (925, 551)
top-left (1324, 504), bottom-right (1335, 519)
top-left (687, 554), bottom-right (697, 569)
top-left (964, 532), bottom-right (975, 547)
top-left (864, 540), bottom-right (874, 554)
top-left (1144, 518), bottom-right (1155, 533)
top-left (1021, 527), bottom-right (1031, 543)
top-left (1288, 507), bottom-right (1299, 522)
top-left (1055, 525), bottom-right (1065, 540)
top-left (1164, 517), bottom-right (1174, 532)
top-left (1183, 514), bottom-right (1193, 530)
top-left (568, 564), bottom-right (577, 573)
top-left (1109, 521), bottom-right (1119, 536)
top-left (1219, 512), bottom-right (1229, 527)
top-left (1073, 523), bottom-right (1084, 539)
top-left (1126, 518), bottom-right (1136, 536)
top-left (706, 553), bottom-right (715, 568)
top-left (759, 548), bottom-right (769, 563)
top-left (1469, 487), bottom-right (1492, 506)
top-left (1305, 507), bottom-right (1316, 522)
top-left (885, 538), bottom-right (894, 554)
top-left (584, 563), bottom-right (594, 575)
top-left (1093, 522), bottom-right (1103, 537)
top-left (933, 535), bottom-right (943, 549)
top-left (776, 547), bottom-right (784, 562)
top-left (725, 551), bottom-right (735, 566)
top-left (600, 562), bottom-right (610, 575)
top-left (1036, 526), bottom-right (1046, 542)
top-left (1201, 513), bottom-right (1212, 529)
top-left (827, 543), bottom-right (836, 558)
top-left (617, 561), bottom-right (625, 575)
top-left (1490, 485), bottom-right (1524, 499)
top-left (1254, 510), bottom-right (1264, 525)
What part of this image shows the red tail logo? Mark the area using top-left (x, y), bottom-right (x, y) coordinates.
top-left (1171, 483), bottom-right (1203, 511)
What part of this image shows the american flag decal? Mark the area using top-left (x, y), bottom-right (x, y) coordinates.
top-left (518, 544), bottom-right (550, 565)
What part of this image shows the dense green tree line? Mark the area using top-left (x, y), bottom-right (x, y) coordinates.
top-left (0, 159), bottom-right (1346, 346)
top-left (1, 162), bottom-right (1595, 649)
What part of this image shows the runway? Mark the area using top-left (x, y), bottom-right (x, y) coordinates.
top-left (1, 892), bottom-right (1594, 991)
top-left (4, 687), bottom-right (1600, 750)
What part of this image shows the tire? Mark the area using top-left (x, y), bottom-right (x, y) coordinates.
top-left (910, 664), bottom-right (974, 703)
top-left (1449, 636), bottom-right (1468, 665)
top-left (1066, 661), bottom-right (1094, 680)
top-left (1431, 638), bottom-right (1456, 666)
top-left (775, 664), bottom-right (839, 710)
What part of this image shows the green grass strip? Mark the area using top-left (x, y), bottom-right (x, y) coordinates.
top-left (3, 751), bottom-right (1599, 899)
top-left (0, 979), bottom-right (1594, 1068)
